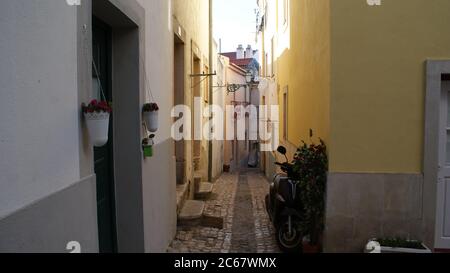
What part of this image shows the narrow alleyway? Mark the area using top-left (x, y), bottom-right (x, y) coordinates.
top-left (168, 170), bottom-right (280, 253)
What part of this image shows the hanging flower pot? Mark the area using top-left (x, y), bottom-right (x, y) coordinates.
top-left (143, 103), bottom-right (159, 133)
top-left (82, 100), bottom-right (112, 147)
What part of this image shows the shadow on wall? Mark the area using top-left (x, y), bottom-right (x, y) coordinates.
top-left (141, 139), bottom-right (177, 252)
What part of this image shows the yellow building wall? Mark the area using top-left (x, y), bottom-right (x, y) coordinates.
top-left (276, 0), bottom-right (331, 153)
top-left (329, 0), bottom-right (450, 173)
top-left (173, 0), bottom-right (210, 183)
top-left (173, 0), bottom-right (210, 54)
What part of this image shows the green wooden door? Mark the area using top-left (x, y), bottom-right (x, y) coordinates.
top-left (93, 17), bottom-right (117, 253)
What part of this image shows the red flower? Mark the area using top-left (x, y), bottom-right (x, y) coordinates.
top-left (82, 100), bottom-right (112, 114)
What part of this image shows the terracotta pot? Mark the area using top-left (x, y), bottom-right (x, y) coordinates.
top-left (302, 235), bottom-right (323, 253)
top-left (84, 112), bottom-right (110, 147)
top-left (303, 242), bottom-right (321, 253)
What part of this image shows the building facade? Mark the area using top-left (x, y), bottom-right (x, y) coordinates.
top-left (221, 45), bottom-right (260, 171)
top-left (211, 41), bottom-right (226, 180)
top-left (257, 0), bottom-right (450, 252)
top-left (0, 0), bottom-right (211, 253)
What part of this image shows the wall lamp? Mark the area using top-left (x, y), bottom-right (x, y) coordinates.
top-left (227, 71), bottom-right (254, 94)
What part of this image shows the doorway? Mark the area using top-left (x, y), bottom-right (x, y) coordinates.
top-left (193, 56), bottom-right (202, 172)
top-left (92, 17), bottom-right (117, 253)
top-left (174, 34), bottom-right (186, 185)
top-left (91, 0), bottom-right (145, 253)
top-left (436, 78), bottom-right (450, 249)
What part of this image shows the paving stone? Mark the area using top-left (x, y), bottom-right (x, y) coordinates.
top-left (168, 171), bottom-right (280, 253)
top-left (179, 200), bottom-right (205, 221)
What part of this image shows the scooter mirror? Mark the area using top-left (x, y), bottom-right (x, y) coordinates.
top-left (277, 146), bottom-right (287, 155)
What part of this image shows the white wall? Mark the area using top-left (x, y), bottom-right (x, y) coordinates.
top-left (136, 0), bottom-right (177, 252)
top-left (224, 65), bottom-right (248, 168)
top-left (212, 50), bottom-right (226, 179)
top-left (258, 0), bottom-right (278, 77)
top-left (0, 0), bottom-right (80, 219)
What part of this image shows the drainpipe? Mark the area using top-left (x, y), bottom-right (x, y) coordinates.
top-left (208, 0), bottom-right (213, 182)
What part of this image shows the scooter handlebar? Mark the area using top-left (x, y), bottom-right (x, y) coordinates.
top-left (275, 162), bottom-right (294, 174)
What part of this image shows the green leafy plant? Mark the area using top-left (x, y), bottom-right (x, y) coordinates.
top-left (82, 99), bottom-right (112, 114)
top-left (292, 136), bottom-right (328, 246)
top-left (142, 103), bottom-right (159, 113)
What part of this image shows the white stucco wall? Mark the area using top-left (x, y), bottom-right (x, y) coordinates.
top-left (224, 65), bottom-right (248, 168)
top-left (0, 0), bottom-right (80, 219)
top-left (136, 0), bottom-right (178, 252)
top-left (212, 48), bottom-right (226, 179)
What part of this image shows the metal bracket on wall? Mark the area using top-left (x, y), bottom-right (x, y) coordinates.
top-left (189, 72), bottom-right (217, 78)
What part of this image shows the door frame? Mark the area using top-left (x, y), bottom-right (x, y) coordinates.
top-left (174, 18), bottom-right (187, 185)
top-left (77, 0), bottom-right (146, 253)
top-left (92, 15), bottom-right (118, 253)
top-left (425, 60), bottom-right (450, 250)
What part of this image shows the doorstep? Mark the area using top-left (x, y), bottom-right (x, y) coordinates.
top-left (195, 182), bottom-right (214, 200)
top-left (178, 200), bottom-right (224, 229)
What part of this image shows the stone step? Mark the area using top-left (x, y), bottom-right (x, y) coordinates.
top-left (194, 171), bottom-right (206, 181)
top-left (195, 182), bottom-right (214, 200)
top-left (177, 199), bottom-right (224, 229)
top-left (178, 200), bottom-right (205, 222)
top-left (176, 183), bottom-right (189, 214)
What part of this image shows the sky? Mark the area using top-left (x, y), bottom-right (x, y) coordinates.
top-left (213, 0), bottom-right (259, 54)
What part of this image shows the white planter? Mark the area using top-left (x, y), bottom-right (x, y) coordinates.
top-left (84, 112), bottom-right (110, 147)
top-left (379, 245), bottom-right (432, 254)
top-left (143, 111), bottom-right (159, 132)
top-left (365, 240), bottom-right (432, 254)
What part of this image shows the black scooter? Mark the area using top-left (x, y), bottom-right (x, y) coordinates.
top-left (265, 146), bottom-right (304, 253)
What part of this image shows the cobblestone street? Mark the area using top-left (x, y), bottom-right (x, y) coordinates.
top-left (167, 170), bottom-right (280, 253)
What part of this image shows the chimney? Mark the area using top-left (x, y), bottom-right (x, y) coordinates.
top-left (236, 44), bottom-right (245, 59)
top-left (245, 45), bottom-right (253, 59)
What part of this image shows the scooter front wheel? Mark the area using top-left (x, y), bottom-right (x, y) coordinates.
top-left (276, 217), bottom-right (303, 253)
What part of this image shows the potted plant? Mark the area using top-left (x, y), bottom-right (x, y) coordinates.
top-left (82, 99), bottom-right (112, 147)
top-left (142, 134), bottom-right (155, 158)
top-left (365, 238), bottom-right (432, 254)
top-left (142, 103), bottom-right (159, 133)
top-left (292, 137), bottom-right (328, 253)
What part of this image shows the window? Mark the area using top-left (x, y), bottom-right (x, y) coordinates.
top-left (446, 89), bottom-right (450, 164)
top-left (283, 86), bottom-right (288, 141)
top-left (282, 0), bottom-right (289, 29)
top-left (265, 52), bottom-right (269, 77)
top-left (271, 37), bottom-right (275, 77)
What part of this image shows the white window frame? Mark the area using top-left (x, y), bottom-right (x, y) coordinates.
top-left (281, 0), bottom-right (289, 31)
